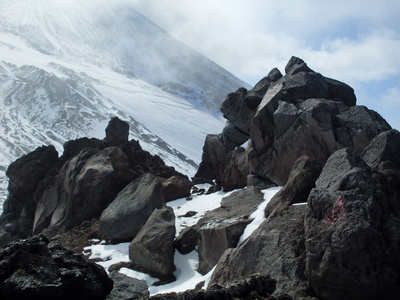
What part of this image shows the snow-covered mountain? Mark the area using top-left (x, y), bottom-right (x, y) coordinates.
top-left (0, 0), bottom-right (250, 205)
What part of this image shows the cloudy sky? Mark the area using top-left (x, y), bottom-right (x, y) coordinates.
top-left (129, 0), bottom-right (400, 130)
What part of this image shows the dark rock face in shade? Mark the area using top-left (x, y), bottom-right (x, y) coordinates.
top-left (0, 234), bottom-right (113, 299)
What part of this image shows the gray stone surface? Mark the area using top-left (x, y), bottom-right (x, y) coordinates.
top-left (196, 187), bottom-right (265, 275)
top-left (100, 173), bottom-right (164, 242)
top-left (210, 205), bottom-right (310, 299)
top-left (129, 207), bottom-right (176, 278)
top-left (305, 147), bottom-right (400, 299)
top-left (264, 155), bottom-right (322, 217)
top-left (107, 271), bottom-right (149, 300)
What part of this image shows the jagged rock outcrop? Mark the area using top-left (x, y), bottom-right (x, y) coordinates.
top-left (100, 173), bottom-right (164, 242)
top-left (264, 155), bottom-right (322, 217)
top-left (196, 56), bottom-right (391, 190)
top-left (0, 146), bottom-right (59, 247)
top-left (107, 271), bottom-right (149, 300)
top-left (0, 234), bottom-right (113, 299)
top-left (196, 187), bottom-right (265, 275)
top-left (35, 147), bottom-right (130, 236)
top-left (0, 117), bottom-right (187, 247)
top-left (129, 207), bottom-right (176, 279)
top-left (305, 145), bottom-right (400, 299)
top-left (210, 205), bottom-right (311, 299)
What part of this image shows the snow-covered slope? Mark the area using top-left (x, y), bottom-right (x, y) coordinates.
top-left (0, 0), bottom-right (250, 205)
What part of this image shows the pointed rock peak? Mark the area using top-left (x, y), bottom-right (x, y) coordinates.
top-left (105, 117), bottom-right (129, 146)
top-left (267, 67), bottom-right (283, 81)
top-left (285, 56), bottom-right (313, 76)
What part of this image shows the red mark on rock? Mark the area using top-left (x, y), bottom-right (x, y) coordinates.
top-left (323, 196), bottom-right (346, 224)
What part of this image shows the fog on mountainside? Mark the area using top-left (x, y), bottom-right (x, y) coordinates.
top-left (0, 0), bottom-right (250, 207)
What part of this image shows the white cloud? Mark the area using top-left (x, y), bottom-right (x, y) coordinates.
top-left (129, 0), bottom-right (400, 87)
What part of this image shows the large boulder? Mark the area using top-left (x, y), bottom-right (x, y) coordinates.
top-left (0, 145), bottom-right (59, 247)
top-left (305, 147), bottom-right (400, 299)
top-left (196, 187), bottom-right (265, 275)
top-left (210, 205), bottom-right (311, 299)
top-left (161, 176), bottom-right (193, 202)
top-left (220, 87), bottom-right (254, 149)
top-left (129, 207), bottom-right (176, 279)
top-left (220, 147), bottom-right (250, 192)
top-left (194, 134), bottom-right (229, 183)
top-left (264, 155), bottom-right (322, 217)
top-left (34, 147), bottom-right (129, 236)
top-left (107, 271), bottom-right (149, 300)
top-left (100, 173), bottom-right (164, 242)
top-left (0, 234), bottom-right (113, 299)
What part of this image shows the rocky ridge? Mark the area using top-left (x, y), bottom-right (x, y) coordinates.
top-left (0, 57), bottom-right (399, 299)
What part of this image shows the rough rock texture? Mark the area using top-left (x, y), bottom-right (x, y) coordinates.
top-left (34, 147), bottom-right (129, 236)
top-left (194, 136), bottom-right (249, 192)
top-left (149, 274), bottom-right (276, 300)
top-left (107, 271), bottom-right (149, 300)
top-left (104, 116), bottom-right (130, 147)
top-left (220, 87), bottom-right (254, 150)
top-left (100, 173), bottom-right (164, 242)
top-left (196, 56), bottom-right (390, 191)
top-left (0, 234), bottom-right (113, 299)
top-left (0, 146), bottom-right (59, 247)
top-left (305, 147), bottom-right (400, 299)
top-left (247, 57), bottom-right (390, 186)
top-left (129, 207), bottom-right (176, 278)
top-left (196, 187), bottom-right (265, 275)
top-left (0, 117), bottom-right (187, 247)
top-left (221, 147), bottom-right (250, 191)
top-left (210, 205), bottom-right (311, 299)
top-left (194, 134), bottom-right (229, 183)
top-left (264, 155), bottom-right (322, 217)
top-left (161, 176), bottom-right (193, 202)
top-left (249, 97), bottom-right (390, 186)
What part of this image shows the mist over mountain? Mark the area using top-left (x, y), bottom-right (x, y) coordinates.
top-left (0, 0), bottom-right (249, 205)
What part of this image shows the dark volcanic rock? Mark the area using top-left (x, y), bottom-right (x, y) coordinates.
top-left (264, 155), bottom-right (322, 217)
top-left (196, 187), bottom-right (265, 275)
top-left (0, 145), bottom-right (58, 247)
top-left (248, 97), bottom-right (390, 185)
top-left (34, 147), bottom-right (129, 236)
top-left (61, 137), bottom-right (106, 161)
top-left (220, 87), bottom-right (253, 149)
top-left (174, 226), bottom-right (197, 255)
top-left (221, 147), bottom-right (250, 192)
top-left (0, 234), bottom-right (113, 300)
top-left (194, 135), bottom-right (249, 192)
top-left (210, 205), bottom-right (310, 299)
top-left (194, 134), bottom-right (229, 183)
top-left (104, 116), bottom-right (130, 147)
top-left (107, 271), bottom-right (149, 300)
top-left (149, 274), bottom-right (276, 300)
top-left (245, 67), bottom-right (283, 110)
top-left (129, 207), bottom-right (176, 278)
top-left (161, 176), bottom-right (193, 202)
top-left (100, 173), bottom-right (164, 242)
top-left (305, 147), bottom-right (400, 299)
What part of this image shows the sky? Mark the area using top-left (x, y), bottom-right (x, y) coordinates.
top-left (129, 0), bottom-right (400, 130)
